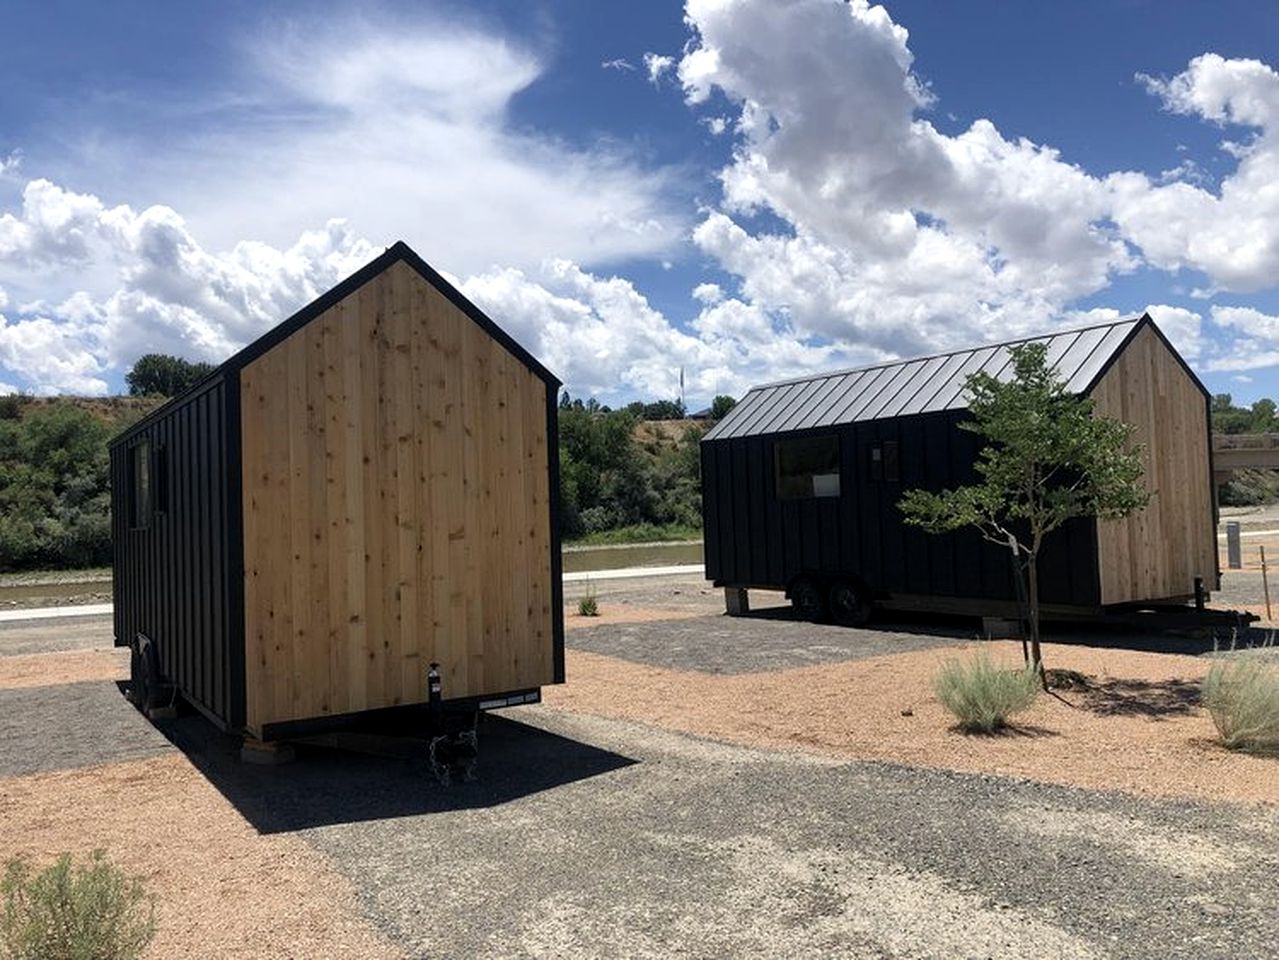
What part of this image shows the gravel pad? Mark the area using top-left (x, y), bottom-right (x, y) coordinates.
top-left (567, 612), bottom-right (966, 673)
top-left (0, 681), bottom-right (173, 777)
top-left (305, 708), bottom-right (1278, 960)
top-left (0, 615), bottom-right (114, 657)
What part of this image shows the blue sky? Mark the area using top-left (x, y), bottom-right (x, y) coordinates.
top-left (2, 0), bottom-right (1279, 406)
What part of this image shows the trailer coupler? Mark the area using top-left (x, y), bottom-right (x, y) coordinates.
top-left (425, 662), bottom-right (479, 785)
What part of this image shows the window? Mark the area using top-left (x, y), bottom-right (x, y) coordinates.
top-left (775, 435), bottom-right (841, 499)
top-left (869, 440), bottom-right (900, 483)
top-left (130, 440), bottom-right (152, 528)
top-left (154, 444), bottom-right (168, 515)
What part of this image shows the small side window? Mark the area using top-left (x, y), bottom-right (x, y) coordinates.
top-left (775, 435), bottom-right (841, 499)
top-left (154, 444), bottom-right (168, 515)
top-left (130, 440), bottom-right (152, 529)
top-left (869, 440), bottom-right (900, 483)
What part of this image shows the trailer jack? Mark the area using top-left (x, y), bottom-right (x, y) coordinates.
top-left (425, 662), bottom-right (479, 785)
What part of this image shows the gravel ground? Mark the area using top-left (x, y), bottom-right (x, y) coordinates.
top-left (298, 708), bottom-right (1278, 960)
top-left (0, 613), bottom-right (115, 656)
top-left (568, 612), bottom-right (967, 673)
top-left (0, 680), bottom-right (172, 777)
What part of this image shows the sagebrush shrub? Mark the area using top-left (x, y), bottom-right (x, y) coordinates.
top-left (577, 585), bottom-right (599, 618)
top-left (1, 850), bottom-right (155, 960)
top-left (1201, 659), bottom-right (1279, 754)
top-left (934, 654), bottom-right (1039, 733)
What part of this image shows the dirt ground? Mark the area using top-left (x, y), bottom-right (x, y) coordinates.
top-left (2, 572), bottom-right (1277, 958)
top-left (547, 636), bottom-right (1277, 807)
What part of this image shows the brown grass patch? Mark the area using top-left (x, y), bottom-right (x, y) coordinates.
top-left (0, 755), bottom-right (397, 959)
top-left (545, 641), bottom-right (1278, 807)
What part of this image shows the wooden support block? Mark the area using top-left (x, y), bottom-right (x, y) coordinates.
top-left (982, 617), bottom-right (1023, 639)
top-left (240, 738), bottom-right (296, 766)
top-left (724, 587), bottom-right (750, 617)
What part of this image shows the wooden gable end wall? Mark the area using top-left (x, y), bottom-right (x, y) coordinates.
top-left (1090, 324), bottom-right (1216, 605)
top-left (239, 260), bottom-right (554, 734)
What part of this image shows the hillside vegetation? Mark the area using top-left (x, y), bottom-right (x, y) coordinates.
top-left (0, 390), bottom-right (718, 572)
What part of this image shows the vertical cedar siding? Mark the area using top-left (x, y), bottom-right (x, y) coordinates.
top-left (1090, 324), bottom-right (1216, 604)
top-left (238, 261), bottom-right (556, 736)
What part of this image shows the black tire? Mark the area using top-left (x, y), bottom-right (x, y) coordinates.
top-left (791, 577), bottom-right (827, 622)
top-left (829, 580), bottom-right (872, 627)
top-left (130, 639), bottom-right (160, 714)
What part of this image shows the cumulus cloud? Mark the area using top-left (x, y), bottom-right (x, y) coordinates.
top-left (1207, 305), bottom-right (1279, 371)
top-left (1112, 54), bottom-right (1279, 293)
top-left (674, 0), bottom-right (1137, 360)
top-left (0, 177), bottom-right (378, 392)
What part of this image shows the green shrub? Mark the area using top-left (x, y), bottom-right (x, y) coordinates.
top-left (1, 851), bottom-right (155, 960)
top-left (1201, 659), bottom-right (1279, 754)
top-left (934, 654), bottom-right (1040, 733)
top-left (577, 582), bottom-right (599, 617)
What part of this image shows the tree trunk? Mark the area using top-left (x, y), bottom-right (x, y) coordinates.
top-left (1026, 552), bottom-right (1047, 689)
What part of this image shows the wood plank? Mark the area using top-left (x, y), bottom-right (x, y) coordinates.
top-left (240, 262), bottom-right (557, 729)
top-left (1091, 325), bottom-right (1216, 604)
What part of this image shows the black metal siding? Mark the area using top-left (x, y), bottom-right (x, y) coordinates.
top-left (701, 408), bottom-right (1101, 609)
top-left (110, 376), bottom-right (237, 727)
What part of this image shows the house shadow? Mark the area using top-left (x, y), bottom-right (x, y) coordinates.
top-left (120, 684), bottom-right (636, 835)
top-left (740, 603), bottom-right (973, 641)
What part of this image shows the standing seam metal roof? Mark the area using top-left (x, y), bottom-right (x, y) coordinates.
top-left (703, 317), bottom-right (1146, 441)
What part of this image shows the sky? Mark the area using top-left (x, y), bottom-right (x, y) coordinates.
top-left (3, 0), bottom-right (1279, 407)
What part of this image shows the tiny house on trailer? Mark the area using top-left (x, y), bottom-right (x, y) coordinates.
top-left (110, 242), bottom-right (564, 745)
top-left (701, 315), bottom-right (1219, 623)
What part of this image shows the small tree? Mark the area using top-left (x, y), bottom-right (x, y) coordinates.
top-left (898, 342), bottom-right (1150, 681)
top-left (126, 354), bottom-right (214, 397)
top-left (710, 395), bottom-right (738, 420)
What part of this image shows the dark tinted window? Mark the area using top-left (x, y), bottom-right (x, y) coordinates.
top-left (130, 441), bottom-right (152, 528)
top-left (775, 435), bottom-right (841, 499)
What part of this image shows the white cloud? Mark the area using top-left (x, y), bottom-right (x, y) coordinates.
top-left (692, 282), bottom-right (723, 304)
top-left (38, 15), bottom-right (684, 281)
top-left (0, 312), bottom-right (106, 395)
top-left (1208, 305), bottom-right (1279, 371)
top-left (0, 150), bottom-right (20, 177)
top-left (0, 382), bottom-right (16, 395)
top-left (1233, 374), bottom-right (1253, 383)
top-left (1143, 304), bottom-right (1203, 359)
top-left (0, 178), bottom-right (379, 392)
top-left (643, 52), bottom-right (676, 85)
top-left (601, 58), bottom-right (635, 72)
top-left (1112, 54), bottom-right (1279, 292)
top-left (675, 0), bottom-right (1136, 361)
top-left (702, 116), bottom-right (729, 135)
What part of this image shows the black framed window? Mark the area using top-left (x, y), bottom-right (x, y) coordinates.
top-left (775, 434), bottom-right (841, 499)
top-left (130, 440), bottom-right (152, 528)
top-left (869, 440), bottom-right (900, 483)
top-left (154, 444), bottom-right (168, 515)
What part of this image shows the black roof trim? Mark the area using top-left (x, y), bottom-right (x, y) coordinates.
top-left (1080, 312), bottom-right (1210, 402)
top-left (111, 241), bottom-right (560, 448)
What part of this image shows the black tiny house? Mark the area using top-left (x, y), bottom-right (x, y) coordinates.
top-left (111, 241), bottom-right (564, 742)
top-left (700, 315), bottom-right (1219, 622)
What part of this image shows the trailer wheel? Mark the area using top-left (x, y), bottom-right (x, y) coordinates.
top-left (829, 580), bottom-right (872, 627)
top-left (130, 637), bottom-right (161, 714)
top-left (790, 577), bottom-right (827, 622)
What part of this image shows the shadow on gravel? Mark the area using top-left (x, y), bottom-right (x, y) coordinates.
top-left (1079, 677), bottom-right (1201, 718)
top-left (143, 700), bottom-right (636, 834)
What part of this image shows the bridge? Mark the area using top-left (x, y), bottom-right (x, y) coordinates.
top-left (1213, 433), bottom-right (1279, 488)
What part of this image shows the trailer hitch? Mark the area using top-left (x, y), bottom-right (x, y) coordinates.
top-left (425, 662), bottom-right (479, 785)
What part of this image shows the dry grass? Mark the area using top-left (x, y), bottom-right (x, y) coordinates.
top-left (0, 649), bottom-right (127, 690)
